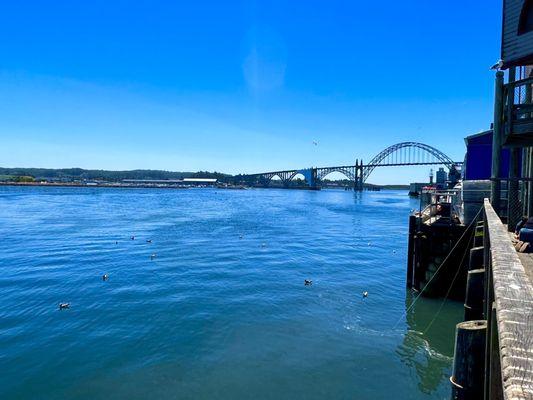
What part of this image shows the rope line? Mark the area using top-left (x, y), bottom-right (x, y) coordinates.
top-left (423, 226), bottom-right (475, 334)
top-left (393, 206), bottom-right (483, 330)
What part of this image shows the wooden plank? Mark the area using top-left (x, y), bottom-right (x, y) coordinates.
top-left (484, 199), bottom-right (533, 400)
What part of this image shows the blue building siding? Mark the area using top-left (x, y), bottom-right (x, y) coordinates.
top-left (464, 131), bottom-right (518, 180)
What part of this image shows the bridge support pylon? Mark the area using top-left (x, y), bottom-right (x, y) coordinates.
top-left (309, 167), bottom-right (319, 190)
top-left (298, 168), bottom-right (320, 190)
top-left (354, 159), bottom-right (364, 191)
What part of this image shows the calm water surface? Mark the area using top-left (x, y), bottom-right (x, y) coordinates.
top-left (0, 187), bottom-right (462, 399)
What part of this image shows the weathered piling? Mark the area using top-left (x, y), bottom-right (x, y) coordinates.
top-left (464, 269), bottom-right (485, 321)
top-left (468, 246), bottom-right (484, 270)
top-left (474, 222), bottom-right (484, 247)
top-left (450, 320), bottom-right (487, 400)
top-left (406, 214), bottom-right (416, 288)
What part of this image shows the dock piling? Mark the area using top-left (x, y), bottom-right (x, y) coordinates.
top-left (450, 320), bottom-right (487, 400)
top-left (464, 269), bottom-right (485, 321)
top-left (406, 215), bottom-right (416, 288)
top-left (468, 246), bottom-right (484, 270)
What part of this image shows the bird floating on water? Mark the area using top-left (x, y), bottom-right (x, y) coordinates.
top-left (131, 236), bottom-right (135, 240)
top-left (304, 279), bottom-right (313, 286)
top-left (362, 291), bottom-right (368, 298)
top-left (151, 253), bottom-right (157, 260)
top-left (261, 243), bottom-right (266, 247)
top-left (59, 302), bottom-right (70, 310)
top-left (146, 239), bottom-right (152, 243)
top-left (102, 274), bottom-right (109, 281)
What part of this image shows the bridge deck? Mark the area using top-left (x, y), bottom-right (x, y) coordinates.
top-left (246, 161), bottom-right (464, 177)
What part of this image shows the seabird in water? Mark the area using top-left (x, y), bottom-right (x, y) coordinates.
top-left (59, 302), bottom-right (70, 310)
top-left (304, 279), bottom-right (313, 286)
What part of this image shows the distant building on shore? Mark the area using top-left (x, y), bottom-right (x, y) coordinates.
top-left (182, 178), bottom-right (217, 186)
top-left (121, 178), bottom-right (217, 187)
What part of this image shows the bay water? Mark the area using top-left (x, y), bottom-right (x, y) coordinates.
top-left (0, 187), bottom-right (462, 399)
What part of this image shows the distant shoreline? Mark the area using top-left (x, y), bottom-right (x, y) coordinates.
top-left (0, 182), bottom-right (409, 191)
top-left (0, 182), bottom-right (193, 190)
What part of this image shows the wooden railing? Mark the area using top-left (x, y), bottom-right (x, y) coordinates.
top-left (483, 199), bottom-right (533, 399)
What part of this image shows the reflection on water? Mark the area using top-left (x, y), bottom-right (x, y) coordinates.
top-left (397, 292), bottom-right (462, 395)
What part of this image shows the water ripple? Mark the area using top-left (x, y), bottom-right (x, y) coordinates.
top-left (0, 186), bottom-right (461, 399)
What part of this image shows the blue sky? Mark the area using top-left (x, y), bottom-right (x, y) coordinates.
top-left (0, 1), bottom-right (502, 183)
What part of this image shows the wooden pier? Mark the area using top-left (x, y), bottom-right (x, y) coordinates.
top-left (449, 199), bottom-right (533, 399)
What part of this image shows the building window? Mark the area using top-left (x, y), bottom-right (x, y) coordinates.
top-left (518, 0), bottom-right (533, 35)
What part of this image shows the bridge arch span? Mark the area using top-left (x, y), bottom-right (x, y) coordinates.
top-left (316, 168), bottom-right (356, 182)
top-left (268, 173), bottom-right (284, 182)
top-left (287, 171), bottom-right (304, 181)
top-left (362, 142), bottom-right (456, 183)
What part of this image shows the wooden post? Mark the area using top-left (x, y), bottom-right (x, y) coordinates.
top-left (491, 71), bottom-right (504, 215)
top-left (450, 320), bottom-right (487, 400)
top-left (508, 147), bottom-right (521, 231)
top-left (529, 148), bottom-right (533, 216)
top-left (464, 269), bottom-right (485, 321)
top-left (521, 148), bottom-right (528, 215)
top-left (526, 147), bottom-right (533, 216)
top-left (507, 68), bottom-right (520, 230)
top-left (406, 215), bottom-right (416, 288)
top-left (527, 149), bottom-right (532, 216)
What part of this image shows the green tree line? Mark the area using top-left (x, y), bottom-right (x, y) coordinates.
top-left (0, 168), bottom-right (231, 182)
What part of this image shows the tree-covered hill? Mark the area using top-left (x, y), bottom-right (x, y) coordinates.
top-left (0, 167), bottom-right (231, 182)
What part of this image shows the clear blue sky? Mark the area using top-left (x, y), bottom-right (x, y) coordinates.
top-left (0, 1), bottom-right (502, 184)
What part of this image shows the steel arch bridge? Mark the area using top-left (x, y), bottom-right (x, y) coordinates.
top-left (240, 142), bottom-right (462, 190)
top-left (361, 142), bottom-right (456, 183)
